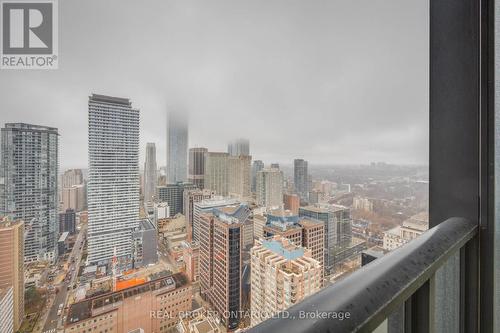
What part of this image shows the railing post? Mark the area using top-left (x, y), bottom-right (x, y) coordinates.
top-left (404, 277), bottom-right (435, 333)
top-left (460, 235), bottom-right (479, 333)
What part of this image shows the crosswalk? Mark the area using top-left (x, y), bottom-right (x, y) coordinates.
top-left (43, 328), bottom-right (56, 333)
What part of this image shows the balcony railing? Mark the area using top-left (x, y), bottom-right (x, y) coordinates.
top-left (248, 217), bottom-right (478, 333)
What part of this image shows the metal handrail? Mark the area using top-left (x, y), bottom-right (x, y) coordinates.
top-left (248, 217), bottom-right (477, 333)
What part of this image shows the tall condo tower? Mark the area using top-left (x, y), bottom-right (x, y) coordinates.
top-left (227, 138), bottom-right (250, 157)
top-left (188, 147), bottom-right (207, 189)
top-left (166, 110), bottom-right (188, 183)
top-left (87, 94), bottom-right (140, 264)
top-left (143, 143), bottom-right (157, 203)
top-left (294, 158), bottom-right (309, 199)
top-left (0, 123), bottom-right (58, 262)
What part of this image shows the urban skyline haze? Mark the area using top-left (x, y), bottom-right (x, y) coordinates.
top-left (0, 0), bottom-right (429, 169)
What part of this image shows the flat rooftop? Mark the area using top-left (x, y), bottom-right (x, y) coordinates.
top-left (89, 94), bottom-right (131, 106)
top-left (298, 218), bottom-right (324, 228)
top-left (67, 273), bottom-right (188, 325)
top-left (262, 238), bottom-right (305, 261)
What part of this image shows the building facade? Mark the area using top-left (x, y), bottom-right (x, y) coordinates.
top-left (132, 219), bottom-right (158, 268)
top-left (256, 168), bottom-right (284, 208)
top-left (383, 212), bottom-right (429, 251)
top-left (293, 159), bottom-right (308, 200)
top-left (0, 287), bottom-right (13, 333)
top-left (143, 143), bottom-right (158, 203)
top-left (227, 138), bottom-right (249, 157)
top-left (250, 236), bottom-right (322, 327)
top-left (59, 209), bottom-right (76, 235)
top-left (183, 189), bottom-right (215, 242)
top-left (199, 212), bottom-right (244, 330)
top-left (62, 184), bottom-right (86, 212)
top-left (192, 197), bottom-right (245, 242)
top-left (87, 94), bottom-right (140, 264)
top-left (0, 123), bottom-right (58, 262)
top-left (299, 204), bottom-right (353, 275)
top-left (0, 218), bottom-right (24, 331)
top-left (166, 111), bottom-right (188, 183)
top-left (182, 241), bottom-right (200, 282)
top-left (228, 155), bottom-right (252, 200)
top-left (251, 160), bottom-right (264, 193)
top-left (262, 210), bottom-right (325, 273)
top-left (283, 193), bottom-right (300, 214)
top-left (188, 147), bottom-right (207, 189)
top-left (157, 183), bottom-right (197, 217)
top-left (61, 169), bottom-right (83, 188)
top-left (65, 274), bottom-right (191, 333)
top-left (204, 152), bottom-right (229, 196)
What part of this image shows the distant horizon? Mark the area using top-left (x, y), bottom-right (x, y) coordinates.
top-left (60, 161), bottom-right (430, 173)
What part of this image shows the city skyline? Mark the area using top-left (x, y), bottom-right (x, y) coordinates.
top-left (0, 0), bottom-right (428, 169)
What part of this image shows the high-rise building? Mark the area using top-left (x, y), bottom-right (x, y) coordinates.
top-left (59, 208), bottom-right (76, 234)
top-left (0, 287), bottom-right (13, 333)
top-left (0, 218), bottom-right (24, 331)
top-left (157, 183), bottom-right (197, 217)
top-left (251, 160), bottom-right (264, 193)
top-left (250, 236), bottom-right (322, 327)
top-left (204, 152), bottom-right (229, 196)
top-left (183, 189), bottom-right (215, 242)
top-left (299, 218), bottom-right (325, 270)
top-left (262, 209), bottom-right (325, 270)
top-left (61, 169), bottom-right (83, 188)
top-left (227, 138), bottom-right (249, 156)
top-left (228, 155), bottom-right (252, 200)
top-left (62, 184), bottom-right (85, 212)
top-left (192, 197), bottom-right (248, 242)
top-left (0, 123), bottom-right (58, 262)
top-left (270, 163), bottom-right (280, 169)
top-left (188, 147), bottom-right (207, 189)
top-left (294, 159), bottom-right (308, 199)
top-left (143, 142), bottom-right (157, 203)
top-left (87, 94), bottom-right (140, 265)
top-left (283, 193), bottom-right (300, 214)
top-left (166, 110), bottom-right (188, 183)
top-left (299, 204), bottom-right (353, 274)
top-left (199, 210), bottom-right (245, 329)
top-left (65, 273), bottom-right (191, 333)
top-left (256, 168), bottom-right (284, 208)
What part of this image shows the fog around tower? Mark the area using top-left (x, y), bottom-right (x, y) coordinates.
top-left (0, 0), bottom-right (428, 168)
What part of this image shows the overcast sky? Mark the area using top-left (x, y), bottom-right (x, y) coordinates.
top-left (0, 0), bottom-right (429, 169)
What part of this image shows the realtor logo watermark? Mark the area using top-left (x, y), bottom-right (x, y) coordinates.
top-left (1, 0), bottom-right (58, 69)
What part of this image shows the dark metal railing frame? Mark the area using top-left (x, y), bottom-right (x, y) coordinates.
top-left (248, 218), bottom-right (478, 333)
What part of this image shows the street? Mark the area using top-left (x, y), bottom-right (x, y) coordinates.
top-left (41, 225), bottom-right (86, 333)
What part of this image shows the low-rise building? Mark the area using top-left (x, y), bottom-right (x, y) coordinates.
top-left (132, 219), bottom-right (158, 268)
top-left (65, 273), bottom-right (191, 333)
top-left (383, 212), bottom-right (429, 251)
top-left (177, 308), bottom-right (220, 333)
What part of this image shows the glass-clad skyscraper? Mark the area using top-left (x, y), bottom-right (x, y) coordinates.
top-left (166, 110), bottom-right (188, 183)
top-left (0, 123), bottom-right (58, 262)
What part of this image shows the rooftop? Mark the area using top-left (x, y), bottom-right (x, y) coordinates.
top-left (297, 218), bottom-right (324, 228)
top-left (261, 237), bottom-right (305, 261)
top-left (4, 123), bottom-right (58, 133)
top-left (67, 273), bottom-right (188, 326)
top-left (89, 94), bottom-right (131, 106)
